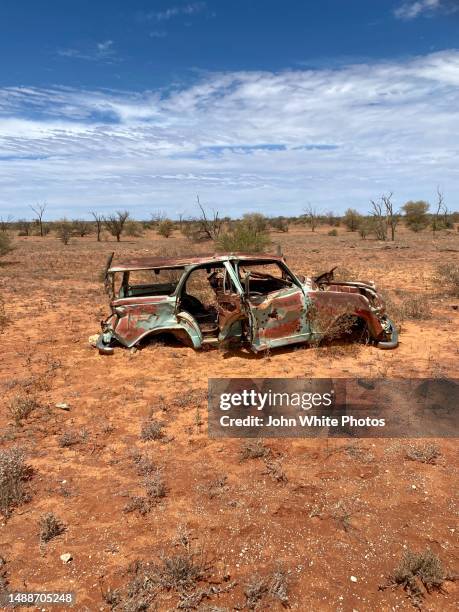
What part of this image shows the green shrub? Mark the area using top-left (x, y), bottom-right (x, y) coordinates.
top-left (216, 222), bottom-right (271, 254)
top-left (328, 229), bottom-right (338, 236)
top-left (124, 220), bottom-right (144, 237)
top-left (157, 219), bottom-right (174, 238)
top-left (343, 208), bottom-right (362, 231)
top-left (402, 201), bottom-right (429, 232)
top-left (270, 217), bottom-right (289, 232)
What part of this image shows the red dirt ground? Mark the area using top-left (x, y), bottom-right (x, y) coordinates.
top-left (0, 226), bottom-right (458, 611)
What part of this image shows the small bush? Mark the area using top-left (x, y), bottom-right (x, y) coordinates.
top-left (124, 220), bottom-right (144, 237)
top-left (270, 217), bottom-right (289, 232)
top-left (156, 551), bottom-right (208, 591)
top-left (0, 296), bottom-right (6, 332)
top-left (328, 228), bottom-right (338, 236)
top-left (245, 567), bottom-right (289, 610)
top-left (263, 458), bottom-right (287, 484)
top-left (216, 223), bottom-right (271, 254)
top-left (132, 451), bottom-right (156, 475)
top-left (343, 208), bottom-right (362, 232)
top-left (123, 495), bottom-right (151, 516)
top-left (406, 443), bottom-right (440, 464)
top-left (239, 440), bottom-right (269, 461)
top-left (401, 295), bottom-right (432, 320)
top-left (144, 469), bottom-right (166, 500)
top-left (435, 263), bottom-right (459, 297)
top-left (0, 448), bottom-right (32, 518)
top-left (8, 395), bottom-right (40, 426)
top-left (0, 555), bottom-right (8, 592)
top-left (39, 512), bottom-right (65, 543)
top-left (59, 430), bottom-right (84, 447)
top-left (157, 219), bottom-right (174, 238)
top-left (55, 219), bottom-right (72, 245)
top-left (141, 418), bottom-right (165, 441)
top-left (389, 548), bottom-right (445, 607)
top-left (0, 233), bottom-right (13, 258)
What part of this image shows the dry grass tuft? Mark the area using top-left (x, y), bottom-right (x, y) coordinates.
top-left (384, 548), bottom-right (447, 608)
top-left (245, 567), bottom-right (289, 610)
top-left (8, 395), bottom-right (40, 426)
top-left (141, 418), bottom-right (166, 441)
top-left (0, 447), bottom-right (32, 519)
top-left (39, 512), bottom-right (65, 543)
top-left (239, 439), bottom-right (270, 461)
top-left (405, 443), bottom-right (440, 464)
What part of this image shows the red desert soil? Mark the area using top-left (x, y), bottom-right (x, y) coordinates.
top-left (0, 227), bottom-right (458, 611)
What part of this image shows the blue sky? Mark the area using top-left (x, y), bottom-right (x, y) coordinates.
top-left (0, 0), bottom-right (458, 218)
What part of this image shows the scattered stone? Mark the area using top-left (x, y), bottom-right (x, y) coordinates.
top-left (350, 575), bottom-right (358, 583)
top-left (55, 403), bottom-right (70, 411)
top-left (88, 334), bottom-right (99, 347)
top-left (60, 553), bottom-right (72, 564)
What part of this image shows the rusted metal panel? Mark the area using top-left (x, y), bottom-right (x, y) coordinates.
top-left (108, 252), bottom-right (285, 273)
top-left (96, 253), bottom-right (398, 353)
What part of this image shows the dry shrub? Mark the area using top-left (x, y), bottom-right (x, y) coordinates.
top-left (39, 512), bottom-right (65, 543)
top-left (0, 447), bottom-right (32, 518)
top-left (123, 495), bottom-right (151, 516)
top-left (144, 469), bottom-right (166, 500)
top-left (141, 418), bottom-right (165, 441)
top-left (401, 295), bottom-right (432, 320)
top-left (124, 465), bottom-right (166, 515)
top-left (156, 551), bottom-right (208, 591)
top-left (388, 548), bottom-right (446, 608)
top-left (0, 555), bottom-right (8, 593)
top-left (0, 232), bottom-right (13, 258)
top-left (59, 429), bottom-right (86, 447)
top-left (435, 263), bottom-right (459, 297)
top-left (8, 395), bottom-right (40, 426)
top-left (245, 566), bottom-right (289, 610)
top-left (405, 443), bottom-right (440, 464)
top-left (0, 295), bottom-right (7, 332)
top-left (239, 439), bottom-right (270, 461)
top-left (105, 547), bottom-right (212, 610)
top-left (263, 458), bottom-right (287, 484)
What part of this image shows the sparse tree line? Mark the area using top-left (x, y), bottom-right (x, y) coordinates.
top-left (0, 190), bottom-right (457, 257)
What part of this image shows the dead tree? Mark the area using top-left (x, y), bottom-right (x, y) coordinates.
top-left (370, 197), bottom-right (388, 241)
top-left (432, 187), bottom-right (450, 234)
top-left (196, 195), bottom-right (223, 241)
top-left (104, 210), bottom-right (130, 242)
top-left (90, 211), bottom-right (104, 242)
top-left (304, 203), bottom-right (319, 232)
top-left (30, 203), bottom-right (47, 237)
top-left (382, 192), bottom-right (398, 241)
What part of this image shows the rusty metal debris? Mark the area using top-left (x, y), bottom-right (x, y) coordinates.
top-left (95, 252), bottom-right (398, 354)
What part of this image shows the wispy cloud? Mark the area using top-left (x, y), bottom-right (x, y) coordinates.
top-left (1, 51), bottom-right (458, 217)
top-left (146, 2), bottom-right (206, 22)
top-left (394, 0), bottom-right (456, 20)
top-left (58, 39), bottom-right (117, 62)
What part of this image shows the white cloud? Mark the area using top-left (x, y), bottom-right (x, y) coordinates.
top-left (147, 2), bottom-right (206, 22)
top-left (0, 51), bottom-right (458, 217)
top-left (58, 39), bottom-right (116, 62)
top-left (394, 0), bottom-right (456, 19)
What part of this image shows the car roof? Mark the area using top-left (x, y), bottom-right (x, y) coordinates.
top-left (108, 252), bottom-right (285, 273)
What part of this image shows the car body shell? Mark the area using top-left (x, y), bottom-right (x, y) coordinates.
top-left (97, 252), bottom-right (398, 353)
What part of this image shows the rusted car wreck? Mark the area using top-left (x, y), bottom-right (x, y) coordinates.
top-left (96, 252), bottom-right (398, 354)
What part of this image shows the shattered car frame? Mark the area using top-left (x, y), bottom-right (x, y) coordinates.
top-left (96, 252), bottom-right (398, 354)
